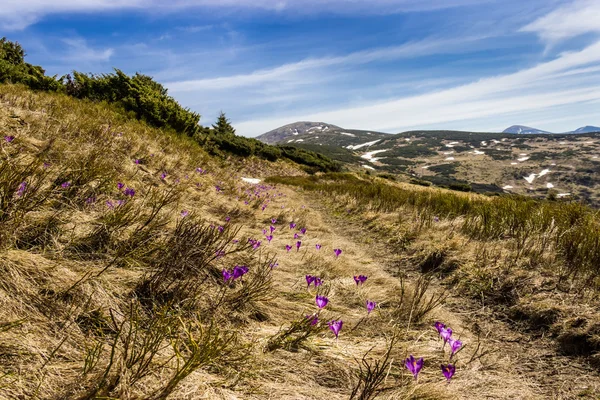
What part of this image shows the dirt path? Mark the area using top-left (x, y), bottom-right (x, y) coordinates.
top-left (299, 193), bottom-right (600, 400)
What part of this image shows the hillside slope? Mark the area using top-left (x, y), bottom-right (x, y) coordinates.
top-left (260, 123), bottom-right (600, 205)
top-left (0, 86), bottom-right (598, 399)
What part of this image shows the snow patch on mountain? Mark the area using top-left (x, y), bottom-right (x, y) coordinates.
top-left (361, 149), bottom-right (388, 162)
top-left (347, 139), bottom-right (381, 150)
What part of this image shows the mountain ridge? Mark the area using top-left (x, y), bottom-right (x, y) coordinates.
top-left (257, 122), bottom-right (600, 144)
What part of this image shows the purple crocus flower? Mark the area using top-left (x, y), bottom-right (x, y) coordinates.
top-left (261, 204), bottom-right (267, 211)
top-left (366, 300), bottom-right (376, 314)
top-left (117, 182), bottom-right (125, 190)
top-left (294, 233), bottom-right (300, 239)
top-left (285, 245), bottom-right (292, 252)
top-left (271, 218), bottom-right (277, 224)
top-left (263, 228), bottom-right (268, 235)
top-left (441, 364), bottom-right (456, 382)
top-left (289, 222), bottom-right (296, 229)
top-left (215, 250), bottom-right (225, 258)
top-left (196, 167), bottom-right (204, 173)
top-left (307, 314), bottom-right (319, 326)
top-left (313, 277), bottom-right (323, 287)
top-left (440, 327), bottom-right (453, 344)
top-left (269, 262), bottom-right (279, 269)
top-left (124, 187), bottom-right (135, 197)
top-left (405, 355), bottom-right (424, 379)
top-left (270, 225), bottom-right (276, 233)
top-left (16, 181), bottom-right (27, 197)
top-left (4, 135), bottom-right (15, 142)
top-left (353, 275), bottom-right (368, 285)
top-left (86, 196), bottom-right (96, 204)
top-left (61, 181), bottom-right (71, 188)
top-left (232, 265), bottom-right (249, 279)
top-left (334, 248), bottom-right (342, 258)
top-left (160, 172), bottom-right (167, 180)
top-left (434, 321), bottom-right (446, 334)
top-left (181, 210), bottom-right (189, 217)
top-left (300, 227), bottom-right (307, 235)
top-left (296, 240), bottom-right (302, 251)
top-left (315, 295), bottom-right (329, 309)
top-left (328, 320), bottom-right (343, 338)
top-left (315, 244), bottom-right (321, 250)
top-left (222, 269), bottom-right (232, 282)
top-left (134, 159), bottom-right (141, 164)
top-left (266, 235), bottom-right (273, 243)
top-left (225, 216), bottom-right (231, 223)
top-left (306, 275), bottom-right (315, 287)
top-left (448, 338), bottom-right (462, 358)
top-left (434, 216), bottom-right (440, 223)
top-left (253, 241), bottom-right (261, 249)
top-left (218, 226), bottom-right (225, 233)
top-left (43, 162), bottom-right (50, 168)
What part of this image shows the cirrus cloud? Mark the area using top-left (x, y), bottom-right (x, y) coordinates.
top-left (0, 0), bottom-right (491, 30)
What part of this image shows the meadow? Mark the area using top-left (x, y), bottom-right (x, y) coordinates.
top-left (0, 83), bottom-right (598, 399)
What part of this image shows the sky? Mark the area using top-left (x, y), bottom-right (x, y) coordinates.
top-left (2, 0), bottom-right (600, 136)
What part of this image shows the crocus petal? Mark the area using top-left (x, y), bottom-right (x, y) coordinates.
top-left (405, 355), bottom-right (424, 379)
top-left (449, 338), bottom-right (462, 357)
top-left (440, 327), bottom-right (453, 343)
top-left (328, 320), bottom-right (343, 338)
top-left (315, 295), bottom-right (329, 309)
top-left (366, 300), bottom-right (376, 314)
top-left (222, 269), bottom-right (232, 282)
top-left (441, 364), bottom-right (456, 381)
top-left (306, 275), bottom-right (315, 287)
top-left (434, 321), bottom-right (446, 334)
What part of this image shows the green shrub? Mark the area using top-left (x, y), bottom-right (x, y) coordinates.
top-left (64, 70), bottom-right (201, 136)
top-left (0, 37), bottom-right (63, 91)
top-left (448, 182), bottom-right (472, 192)
top-left (1, 37), bottom-right (339, 172)
top-left (409, 178), bottom-right (432, 187)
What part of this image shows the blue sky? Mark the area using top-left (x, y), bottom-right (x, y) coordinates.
top-left (2, 0), bottom-right (600, 136)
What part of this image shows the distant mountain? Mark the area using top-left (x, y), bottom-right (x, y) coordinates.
top-left (256, 121), bottom-right (390, 146)
top-left (503, 125), bottom-right (600, 134)
top-left (256, 122), bottom-right (343, 144)
top-left (503, 125), bottom-right (551, 134)
top-left (571, 126), bottom-right (600, 134)
top-left (257, 121), bottom-right (600, 205)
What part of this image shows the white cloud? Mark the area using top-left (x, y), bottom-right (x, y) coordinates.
top-left (0, 0), bottom-right (140, 30)
top-left (521, 0), bottom-right (600, 43)
top-left (165, 35), bottom-right (487, 91)
top-left (234, 40), bottom-right (600, 136)
top-left (62, 38), bottom-right (114, 62)
top-left (0, 0), bottom-right (487, 30)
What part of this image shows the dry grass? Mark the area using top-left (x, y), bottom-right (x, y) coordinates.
top-left (0, 84), bottom-right (598, 400)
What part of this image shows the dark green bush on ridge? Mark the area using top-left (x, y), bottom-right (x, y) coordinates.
top-left (0, 37), bottom-right (339, 172)
top-left (64, 70), bottom-right (202, 136)
top-left (0, 38), bottom-right (63, 92)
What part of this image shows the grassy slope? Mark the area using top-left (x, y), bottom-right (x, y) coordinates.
top-left (0, 85), bottom-right (598, 399)
top-left (282, 130), bottom-right (600, 205)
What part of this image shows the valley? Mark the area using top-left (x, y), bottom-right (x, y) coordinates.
top-left (258, 122), bottom-right (600, 205)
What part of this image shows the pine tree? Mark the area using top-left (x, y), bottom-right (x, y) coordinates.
top-left (212, 112), bottom-right (236, 136)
